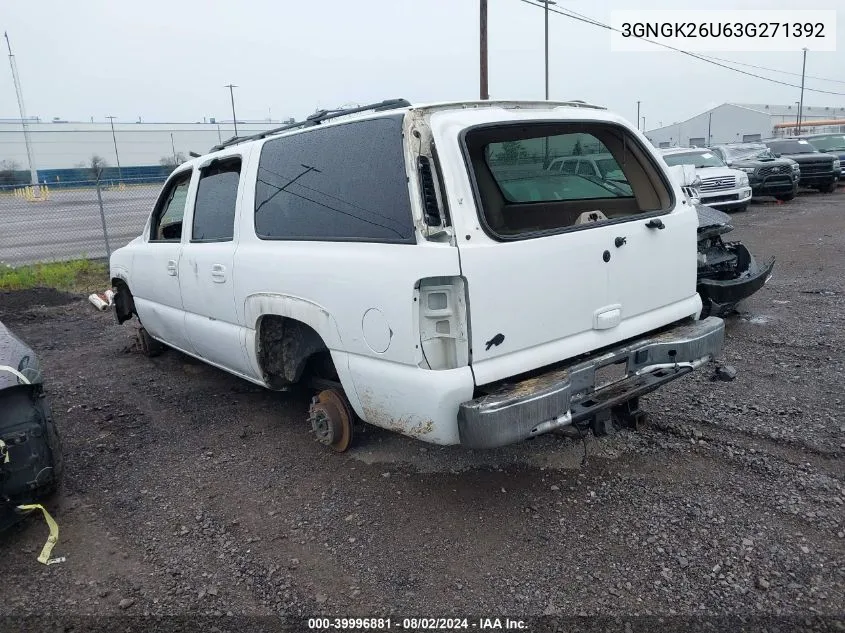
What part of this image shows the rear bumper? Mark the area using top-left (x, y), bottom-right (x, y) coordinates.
top-left (457, 317), bottom-right (725, 449)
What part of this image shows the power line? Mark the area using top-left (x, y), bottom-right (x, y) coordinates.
top-left (515, 0), bottom-right (845, 97)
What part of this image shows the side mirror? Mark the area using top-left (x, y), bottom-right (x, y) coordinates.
top-left (725, 159), bottom-right (733, 166)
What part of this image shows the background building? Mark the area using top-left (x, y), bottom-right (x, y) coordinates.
top-left (645, 103), bottom-right (845, 148)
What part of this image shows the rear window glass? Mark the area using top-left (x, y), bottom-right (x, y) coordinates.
top-left (766, 139), bottom-right (817, 154)
top-left (465, 124), bottom-right (669, 239)
top-left (254, 115), bottom-right (415, 243)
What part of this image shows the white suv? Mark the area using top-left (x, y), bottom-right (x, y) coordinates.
top-left (110, 99), bottom-right (724, 451)
top-left (660, 148), bottom-right (752, 212)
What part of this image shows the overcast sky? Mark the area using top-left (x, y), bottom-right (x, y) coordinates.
top-left (1, 0), bottom-right (843, 129)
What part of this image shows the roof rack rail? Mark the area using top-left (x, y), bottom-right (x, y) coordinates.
top-left (209, 98), bottom-right (412, 152)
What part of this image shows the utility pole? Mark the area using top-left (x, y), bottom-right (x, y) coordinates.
top-left (170, 133), bottom-right (178, 164)
top-left (794, 101), bottom-right (800, 131)
top-left (4, 32), bottom-right (39, 195)
top-left (707, 112), bottom-right (712, 146)
top-left (539, 1), bottom-right (556, 100)
top-left (480, 0), bottom-right (488, 100)
top-left (797, 47), bottom-right (808, 136)
top-left (637, 101), bottom-right (641, 131)
top-left (106, 115), bottom-right (122, 181)
top-left (641, 116), bottom-right (646, 132)
top-left (225, 84), bottom-right (239, 136)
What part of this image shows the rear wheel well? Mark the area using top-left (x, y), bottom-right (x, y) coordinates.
top-left (256, 315), bottom-right (336, 389)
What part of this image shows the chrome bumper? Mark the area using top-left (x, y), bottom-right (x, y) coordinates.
top-left (458, 317), bottom-right (725, 449)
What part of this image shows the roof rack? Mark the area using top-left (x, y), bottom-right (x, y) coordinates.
top-left (209, 98), bottom-right (411, 152)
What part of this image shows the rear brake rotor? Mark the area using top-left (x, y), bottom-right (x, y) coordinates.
top-left (308, 389), bottom-right (354, 453)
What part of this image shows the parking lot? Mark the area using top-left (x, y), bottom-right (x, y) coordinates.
top-left (0, 184), bottom-right (160, 265)
top-left (0, 191), bottom-right (843, 629)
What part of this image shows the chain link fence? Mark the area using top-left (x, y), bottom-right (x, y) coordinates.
top-left (0, 177), bottom-right (165, 267)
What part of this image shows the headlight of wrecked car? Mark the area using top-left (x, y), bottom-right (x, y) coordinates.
top-left (737, 173), bottom-right (749, 186)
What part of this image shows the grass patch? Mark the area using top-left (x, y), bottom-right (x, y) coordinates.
top-left (0, 259), bottom-right (109, 294)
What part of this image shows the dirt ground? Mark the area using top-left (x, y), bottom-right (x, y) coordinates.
top-left (0, 191), bottom-right (843, 632)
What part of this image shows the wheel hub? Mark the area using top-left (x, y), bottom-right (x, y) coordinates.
top-left (308, 389), bottom-right (354, 452)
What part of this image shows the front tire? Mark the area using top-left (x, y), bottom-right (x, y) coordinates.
top-left (775, 192), bottom-right (796, 202)
top-left (733, 203), bottom-right (749, 212)
top-left (817, 182), bottom-right (837, 194)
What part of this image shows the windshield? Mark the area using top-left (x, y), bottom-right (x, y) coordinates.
top-left (805, 135), bottom-right (845, 152)
top-left (723, 146), bottom-right (775, 160)
top-left (766, 139), bottom-right (818, 155)
top-left (662, 151), bottom-right (725, 168)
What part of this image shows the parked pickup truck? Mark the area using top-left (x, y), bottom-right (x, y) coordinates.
top-left (763, 138), bottom-right (840, 193)
top-left (709, 143), bottom-right (799, 201)
top-left (110, 99), bottom-right (724, 451)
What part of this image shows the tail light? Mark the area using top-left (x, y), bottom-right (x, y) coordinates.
top-left (416, 277), bottom-right (469, 370)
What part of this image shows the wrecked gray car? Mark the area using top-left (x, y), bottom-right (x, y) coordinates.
top-left (696, 204), bottom-right (775, 317)
top-left (0, 320), bottom-right (62, 531)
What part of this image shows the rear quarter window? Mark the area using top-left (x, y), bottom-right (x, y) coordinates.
top-left (254, 115), bottom-right (415, 243)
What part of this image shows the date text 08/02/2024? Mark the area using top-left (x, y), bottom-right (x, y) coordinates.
top-left (308, 618), bottom-right (527, 630)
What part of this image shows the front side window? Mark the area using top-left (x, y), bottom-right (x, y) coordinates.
top-left (464, 124), bottom-right (670, 239)
top-left (662, 151), bottom-right (725, 169)
top-left (255, 115), bottom-right (415, 243)
top-left (150, 171), bottom-right (191, 242)
top-left (192, 158), bottom-right (241, 242)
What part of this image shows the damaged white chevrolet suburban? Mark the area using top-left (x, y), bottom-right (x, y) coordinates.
top-left (110, 99), bottom-right (725, 451)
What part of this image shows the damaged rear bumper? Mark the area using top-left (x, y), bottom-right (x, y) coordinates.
top-left (458, 317), bottom-right (725, 449)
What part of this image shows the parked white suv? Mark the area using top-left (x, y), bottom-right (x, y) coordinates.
top-left (660, 148), bottom-right (752, 212)
top-left (110, 99), bottom-right (724, 451)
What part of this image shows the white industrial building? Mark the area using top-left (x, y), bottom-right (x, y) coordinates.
top-left (0, 119), bottom-right (288, 170)
top-left (645, 103), bottom-right (845, 148)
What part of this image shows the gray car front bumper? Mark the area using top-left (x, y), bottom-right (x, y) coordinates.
top-left (458, 317), bottom-right (725, 449)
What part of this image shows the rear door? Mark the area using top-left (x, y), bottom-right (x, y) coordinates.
top-left (452, 121), bottom-right (698, 384)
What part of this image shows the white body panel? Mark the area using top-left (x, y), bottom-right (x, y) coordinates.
top-left (110, 101), bottom-right (706, 446)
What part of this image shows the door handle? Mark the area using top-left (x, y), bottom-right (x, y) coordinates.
top-left (645, 218), bottom-right (665, 230)
top-left (166, 260), bottom-right (177, 276)
top-left (614, 236), bottom-right (627, 248)
top-left (210, 263), bottom-right (227, 283)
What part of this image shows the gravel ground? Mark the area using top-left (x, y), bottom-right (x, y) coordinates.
top-left (0, 191), bottom-right (843, 632)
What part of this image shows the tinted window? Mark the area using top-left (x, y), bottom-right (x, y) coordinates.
top-left (464, 124), bottom-right (668, 239)
top-left (255, 115), bottom-right (414, 243)
top-left (151, 171), bottom-right (191, 242)
top-left (192, 159), bottom-right (241, 241)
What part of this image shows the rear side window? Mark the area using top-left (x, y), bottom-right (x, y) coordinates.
top-left (192, 158), bottom-right (241, 242)
top-left (464, 123), bottom-right (671, 239)
top-left (254, 115), bottom-right (415, 243)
